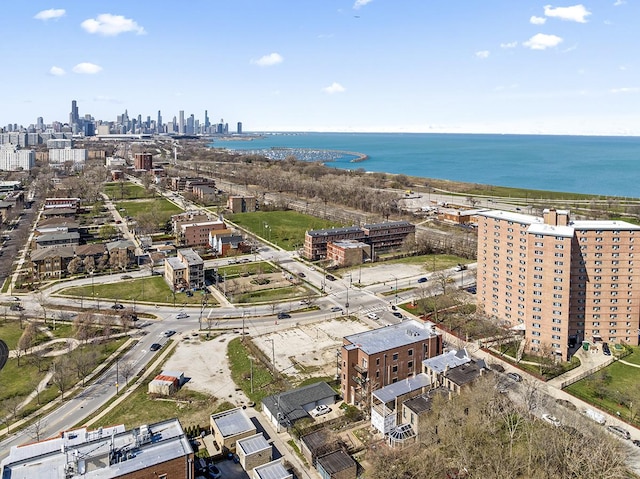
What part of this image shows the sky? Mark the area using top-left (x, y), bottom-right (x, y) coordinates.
top-left (2, 1), bottom-right (640, 135)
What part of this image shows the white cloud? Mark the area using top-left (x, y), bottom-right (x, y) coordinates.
top-left (49, 66), bottom-right (65, 76)
top-left (34, 8), bottom-right (65, 21)
top-left (322, 82), bottom-right (346, 94)
top-left (611, 87), bottom-right (639, 93)
top-left (530, 16), bottom-right (547, 25)
top-left (353, 0), bottom-right (373, 9)
top-left (543, 4), bottom-right (591, 23)
top-left (614, 0), bottom-right (626, 6)
top-left (252, 53), bottom-right (283, 67)
top-left (72, 62), bottom-right (103, 74)
top-left (475, 50), bottom-right (490, 59)
top-left (500, 41), bottom-right (518, 48)
top-left (81, 13), bottom-right (146, 36)
top-left (523, 33), bottom-right (563, 50)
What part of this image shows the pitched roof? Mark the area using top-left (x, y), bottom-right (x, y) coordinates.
top-left (30, 246), bottom-right (76, 261)
top-left (262, 382), bottom-right (336, 423)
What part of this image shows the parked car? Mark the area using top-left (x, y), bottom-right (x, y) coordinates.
top-left (207, 464), bottom-right (222, 479)
top-left (607, 425), bottom-right (631, 440)
top-left (277, 312), bottom-right (291, 319)
top-left (632, 439), bottom-right (640, 447)
top-left (506, 372), bottom-right (522, 382)
top-left (110, 303), bottom-right (124, 310)
top-left (417, 277), bottom-right (428, 283)
top-left (367, 312), bottom-right (379, 320)
top-left (121, 275), bottom-right (132, 280)
top-left (150, 343), bottom-right (161, 351)
top-left (311, 405), bottom-right (331, 417)
top-left (584, 408), bottom-right (606, 425)
top-left (603, 343), bottom-right (611, 356)
top-left (297, 272), bottom-right (306, 278)
top-left (542, 414), bottom-right (561, 427)
top-left (454, 264), bottom-right (467, 272)
top-left (10, 304), bottom-right (24, 311)
top-left (176, 312), bottom-right (189, 319)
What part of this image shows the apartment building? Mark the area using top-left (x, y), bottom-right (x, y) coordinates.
top-left (164, 248), bottom-right (204, 290)
top-left (0, 419), bottom-right (194, 479)
top-left (477, 208), bottom-right (640, 360)
top-left (304, 221), bottom-right (415, 262)
top-left (341, 319), bottom-right (442, 407)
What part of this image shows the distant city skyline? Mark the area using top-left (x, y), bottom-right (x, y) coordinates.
top-left (1, 2), bottom-right (639, 135)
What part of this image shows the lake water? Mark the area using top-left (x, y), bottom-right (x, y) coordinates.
top-left (216, 132), bottom-right (640, 197)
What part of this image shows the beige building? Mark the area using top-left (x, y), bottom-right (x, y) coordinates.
top-left (477, 208), bottom-right (640, 359)
top-left (227, 195), bottom-right (257, 213)
top-left (210, 407), bottom-right (256, 451)
top-left (164, 248), bottom-right (204, 290)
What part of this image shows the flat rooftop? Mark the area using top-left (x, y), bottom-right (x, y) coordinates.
top-left (343, 319), bottom-right (438, 355)
top-left (211, 407), bottom-right (254, 438)
top-left (237, 433), bottom-right (270, 455)
top-left (1, 419), bottom-right (192, 479)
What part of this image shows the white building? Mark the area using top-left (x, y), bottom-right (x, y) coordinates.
top-left (0, 144), bottom-right (34, 171)
top-left (49, 148), bottom-right (87, 169)
top-left (46, 138), bottom-right (72, 149)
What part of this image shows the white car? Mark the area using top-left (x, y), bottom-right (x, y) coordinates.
top-left (542, 414), bottom-right (561, 427)
top-left (176, 312), bottom-right (189, 319)
top-left (367, 312), bottom-right (379, 320)
top-left (311, 405), bottom-right (331, 417)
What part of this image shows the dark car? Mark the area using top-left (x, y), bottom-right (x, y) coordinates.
top-left (150, 343), bottom-right (161, 351)
top-left (507, 372), bottom-right (523, 382)
top-left (603, 343), bottom-right (611, 356)
top-left (277, 312), bottom-right (291, 319)
top-left (10, 304), bottom-right (24, 311)
top-left (297, 272), bottom-right (306, 278)
top-left (417, 277), bottom-right (428, 283)
top-left (325, 274), bottom-right (336, 281)
top-left (632, 439), bottom-right (640, 447)
top-left (111, 303), bottom-right (124, 310)
top-left (392, 311), bottom-right (403, 319)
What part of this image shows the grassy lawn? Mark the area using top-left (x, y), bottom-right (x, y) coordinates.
top-left (104, 182), bottom-right (150, 200)
top-left (227, 337), bottom-right (287, 407)
top-left (115, 198), bottom-right (182, 219)
top-left (565, 359), bottom-right (640, 424)
top-left (347, 253), bottom-right (473, 274)
top-left (235, 285), bottom-right (309, 304)
top-left (214, 262), bottom-right (278, 278)
top-left (58, 276), bottom-right (215, 306)
top-left (618, 346), bottom-right (640, 365)
top-left (0, 320), bottom-right (27, 350)
top-left (228, 210), bottom-right (341, 250)
top-left (0, 356), bottom-right (55, 401)
top-left (90, 375), bottom-right (219, 431)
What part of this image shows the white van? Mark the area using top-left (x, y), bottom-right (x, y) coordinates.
top-left (584, 408), bottom-right (606, 425)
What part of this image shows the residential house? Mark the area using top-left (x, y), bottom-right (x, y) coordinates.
top-left (31, 246), bottom-right (75, 279)
top-left (262, 382), bottom-right (336, 430)
top-left (210, 407), bottom-right (256, 452)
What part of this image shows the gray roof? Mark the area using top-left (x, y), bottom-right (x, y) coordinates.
top-left (211, 407), bottom-right (254, 438)
top-left (444, 361), bottom-right (485, 387)
top-left (262, 382), bottom-right (336, 424)
top-left (237, 433), bottom-right (270, 455)
top-left (343, 319), bottom-right (438, 355)
top-left (300, 429), bottom-right (332, 453)
top-left (106, 239), bottom-right (135, 251)
top-left (0, 418), bottom-right (192, 479)
top-left (35, 231), bottom-right (80, 243)
top-left (30, 245), bottom-right (76, 261)
top-left (363, 220), bottom-right (414, 230)
top-left (422, 349), bottom-right (471, 374)
top-left (165, 257), bottom-right (186, 270)
top-left (307, 226), bottom-right (363, 237)
top-left (178, 248), bottom-right (203, 265)
top-left (403, 395), bottom-right (433, 415)
top-left (253, 459), bottom-right (292, 479)
top-left (372, 373), bottom-right (431, 403)
top-left (317, 450), bottom-right (356, 475)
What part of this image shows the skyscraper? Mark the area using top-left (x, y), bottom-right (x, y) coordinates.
top-left (179, 110), bottom-right (185, 135)
top-left (157, 110), bottom-right (162, 134)
top-left (204, 110), bottom-right (210, 132)
top-left (237, 122), bottom-right (243, 134)
top-left (69, 100), bottom-right (79, 125)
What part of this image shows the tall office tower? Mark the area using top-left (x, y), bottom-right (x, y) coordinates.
top-left (237, 122), bottom-right (242, 134)
top-left (476, 208), bottom-right (640, 361)
top-left (179, 110), bottom-right (185, 134)
top-left (172, 116), bottom-right (177, 133)
top-left (187, 114), bottom-right (195, 134)
top-left (157, 110), bottom-right (162, 133)
top-left (69, 100), bottom-right (79, 125)
top-left (137, 114), bottom-right (142, 130)
top-left (36, 117), bottom-right (44, 131)
top-left (146, 116), bottom-right (151, 129)
top-left (204, 110), bottom-right (210, 130)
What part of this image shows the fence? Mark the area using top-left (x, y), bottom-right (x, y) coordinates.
top-left (559, 357), bottom-right (616, 389)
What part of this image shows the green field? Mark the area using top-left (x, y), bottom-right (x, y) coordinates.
top-left (116, 198), bottom-right (182, 219)
top-left (228, 210), bottom-right (341, 250)
top-left (59, 276), bottom-right (215, 306)
top-left (565, 349), bottom-right (640, 424)
top-left (104, 182), bottom-right (150, 200)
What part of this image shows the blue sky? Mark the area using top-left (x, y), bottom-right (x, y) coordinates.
top-left (2, 1), bottom-right (639, 135)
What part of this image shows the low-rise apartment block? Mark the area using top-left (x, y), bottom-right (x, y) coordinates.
top-left (477, 208), bottom-right (640, 360)
top-left (341, 319), bottom-right (442, 406)
top-left (304, 221), bottom-right (415, 262)
top-left (164, 248), bottom-right (204, 290)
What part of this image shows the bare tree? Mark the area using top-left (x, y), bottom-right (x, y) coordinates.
top-left (52, 356), bottom-right (73, 399)
top-left (27, 416), bottom-right (46, 442)
top-left (119, 360), bottom-right (135, 388)
top-left (1, 396), bottom-right (22, 434)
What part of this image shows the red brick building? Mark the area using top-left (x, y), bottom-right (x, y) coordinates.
top-left (134, 152), bottom-right (153, 170)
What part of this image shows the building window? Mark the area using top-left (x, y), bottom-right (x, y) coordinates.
top-left (408, 349), bottom-right (413, 356)
top-left (392, 353), bottom-right (398, 361)
top-left (392, 365), bottom-right (398, 373)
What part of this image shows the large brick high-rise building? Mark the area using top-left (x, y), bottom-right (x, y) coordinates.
top-left (477, 208), bottom-right (640, 360)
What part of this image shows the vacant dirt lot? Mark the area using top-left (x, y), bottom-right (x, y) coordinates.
top-left (162, 318), bottom-right (372, 401)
